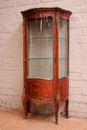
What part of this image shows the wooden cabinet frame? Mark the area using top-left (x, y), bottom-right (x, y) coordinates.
top-left (21, 7), bottom-right (72, 124)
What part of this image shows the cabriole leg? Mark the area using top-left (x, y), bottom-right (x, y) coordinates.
top-left (26, 100), bottom-right (30, 113)
top-left (65, 99), bottom-right (69, 118)
top-left (55, 98), bottom-right (60, 125)
top-left (23, 100), bottom-right (28, 119)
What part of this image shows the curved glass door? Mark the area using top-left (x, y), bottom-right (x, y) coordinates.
top-left (27, 16), bottom-right (53, 79)
top-left (58, 17), bottom-right (68, 79)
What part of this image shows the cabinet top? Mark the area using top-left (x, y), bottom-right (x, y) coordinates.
top-left (21, 7), bottom-right (72, 17)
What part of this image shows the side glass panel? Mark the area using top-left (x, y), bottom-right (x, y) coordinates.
top-left (27, 16), bottom-right (53, 79)
top-left (58, 17), bottom-right (68, 79)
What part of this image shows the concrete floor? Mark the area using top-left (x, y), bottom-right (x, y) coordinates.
top-left (0, 107), bottom-right (87, 130)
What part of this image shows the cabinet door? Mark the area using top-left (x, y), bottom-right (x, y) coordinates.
top-left (58, 17), bottom-right (69, 79)
top-left (27, 16), bottom-right (53, 80)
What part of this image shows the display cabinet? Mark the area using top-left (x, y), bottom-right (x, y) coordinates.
top-left (21, 7), bottom-right (72, 124)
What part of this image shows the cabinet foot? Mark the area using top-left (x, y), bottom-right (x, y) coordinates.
top-left (55, 96), bottom-right (60, 125)
top-left (65, 115), bottom-right (70, 118)
top-left (23, 114), bottom-right (28, 119)
top-left (65, 99), bottom-right (69, 118)
top-left (55, 122), bottom-right (59, 125)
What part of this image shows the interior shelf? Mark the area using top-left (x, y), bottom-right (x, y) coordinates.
top-left (28, 58), bottom-right (53, 59)
top-left (29, 37), bottom-right (53, 40)
top-left (28, 37), bottom-right (66, 41)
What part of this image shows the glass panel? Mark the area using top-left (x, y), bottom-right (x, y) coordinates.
top-left (58, 17), bottom-right (68, 79)
top-left (27, 17), bottom-right (53, 79)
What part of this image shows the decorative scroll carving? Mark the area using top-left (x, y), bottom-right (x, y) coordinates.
top-left (30, 98), bottom-right (47, 106)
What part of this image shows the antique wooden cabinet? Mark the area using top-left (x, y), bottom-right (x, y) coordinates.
top-left (21, 7), bottom-right (72, 124)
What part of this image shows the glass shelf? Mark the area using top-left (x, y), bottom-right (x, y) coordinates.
top-left (28, 37), bottom-right (53, 41)
top-left (59, 37), bottom-right (67, 39)
top-left (28, 58), bottom-right (53, 59)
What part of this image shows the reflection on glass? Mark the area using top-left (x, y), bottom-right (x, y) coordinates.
top-left (58, 17), bottom-right (68, 79)
top-left (27, 17), bottom-right (53, 79)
